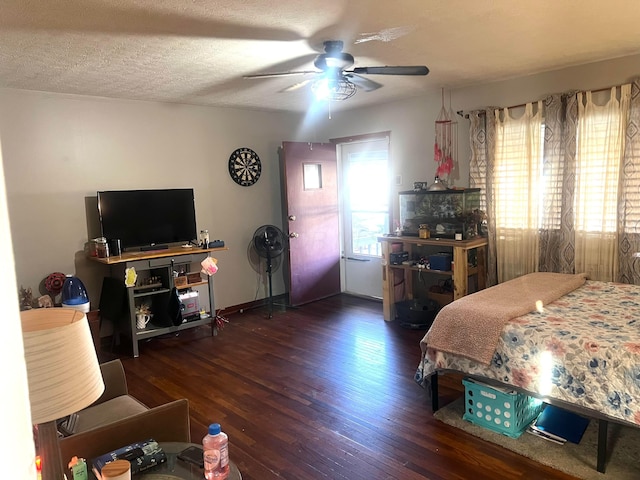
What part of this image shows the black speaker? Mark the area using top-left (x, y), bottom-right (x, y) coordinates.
top-left (150, 294), bottom-right (169, 327)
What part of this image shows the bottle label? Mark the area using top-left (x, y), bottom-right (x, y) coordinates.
top-left (219, 443), bottom-right (229, 468)
top-left (204, 449), bottom-right (220, 474)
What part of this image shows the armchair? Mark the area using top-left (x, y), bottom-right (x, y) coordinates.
top-left (58, 359), bottom-right (191, 467)
top-left (70, 359), bottom-right (148, 434)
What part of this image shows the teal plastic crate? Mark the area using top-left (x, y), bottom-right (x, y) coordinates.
top-left (462, 377), bottom-right (544, 438)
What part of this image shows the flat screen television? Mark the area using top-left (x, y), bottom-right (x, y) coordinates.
top-left (97, 188), bottom-right (197, 251)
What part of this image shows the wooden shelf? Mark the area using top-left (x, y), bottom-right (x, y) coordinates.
top-left (378, 235), bottom-right (488, 249)
top-left (133, 282), bottom-right (163, 292)
top-left (135, 315), bottom-right (212, 339)
top-left (378, 235), bottom-right (488, 321)
top-left (88, 245), bottom-right (228, 265)
top-left (175, 280), bottom-right (208, 290)
top-left (389, 264), bottom-right (479, 276)
top-left (133, 288), bottom-right (170, 298)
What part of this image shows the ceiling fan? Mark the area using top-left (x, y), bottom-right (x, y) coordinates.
top-left (243, 40), bottom-right (429, 100)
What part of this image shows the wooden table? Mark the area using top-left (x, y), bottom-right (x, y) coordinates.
top-left (378, 235), bottom-right (488, 321)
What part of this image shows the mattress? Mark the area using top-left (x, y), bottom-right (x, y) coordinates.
top-left (416, 280), bottom-right (640, 426)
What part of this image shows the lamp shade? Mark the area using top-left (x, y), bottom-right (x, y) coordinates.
top-left (21, 308), bottom-right (104, 424)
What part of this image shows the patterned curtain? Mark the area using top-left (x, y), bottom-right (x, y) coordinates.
top-left (469, 108), bottom-right (498, 286)
top-left (470, 80), bottom-right (640, 285)
top-left (618, 78), bottom-right (640, 284)
top-left (538, 92), bottom-right (578, 273)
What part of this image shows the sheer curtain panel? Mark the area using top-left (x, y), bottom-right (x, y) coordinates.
top-left (574, 86), bottom-right (630, 281)
top-left (493, 102), bottom-right (542, 283)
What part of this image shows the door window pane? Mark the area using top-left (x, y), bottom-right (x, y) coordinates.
top-left (347, 151), bottom-right (389, 256)
top-left (303, 163), bottom-right (322, 190)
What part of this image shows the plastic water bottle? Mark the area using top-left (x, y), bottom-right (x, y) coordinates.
top-left (203, 423), bottom-right (229, 479)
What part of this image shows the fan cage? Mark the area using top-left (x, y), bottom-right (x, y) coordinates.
top-left (253, 225), bottom-right (285, 258)
top-left (311, 77), bottom-right (357, 101)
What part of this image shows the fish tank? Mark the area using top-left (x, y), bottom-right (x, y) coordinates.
top-left (399, 188), bottom-right (482, 239)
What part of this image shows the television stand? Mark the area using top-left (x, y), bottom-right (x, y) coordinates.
top-left (140, 244), bottom-right (169, 251)
top-left (90, 246), bottom-right (227, 357)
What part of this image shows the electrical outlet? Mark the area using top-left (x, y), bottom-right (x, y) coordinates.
top-left (395, 175), bottom-right (402, 186)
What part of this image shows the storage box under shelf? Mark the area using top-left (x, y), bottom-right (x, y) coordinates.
top-left (427, 291), bottom-right (453, 308)
top-left (462, 377), bottom-right (544, 438)
top-left (174, 272), bottom-right (203, 288)
top-left (429, 252), bottom-right (452, 271)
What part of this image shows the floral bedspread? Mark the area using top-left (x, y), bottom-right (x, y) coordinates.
top-left (415, 281), bottom-right (640, 426)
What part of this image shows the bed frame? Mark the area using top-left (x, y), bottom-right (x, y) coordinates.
top-left (428, 372), bottom-right (612, 473)
top-left (419, 276), bottom-right (640, 474)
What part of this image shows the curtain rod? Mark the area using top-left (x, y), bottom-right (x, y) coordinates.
top-left (456, 83), bottom-right (622, 119)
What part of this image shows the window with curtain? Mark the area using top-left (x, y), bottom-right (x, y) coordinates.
top-left (493, 102), bottom-right (542, 283)
top-left (573, 89), bottom-right (629, 281)
top-left (489, 86), bottom-right (631, 283)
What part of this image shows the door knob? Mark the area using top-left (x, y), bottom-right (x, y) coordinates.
top-left (289, 232), bottom-right (299, 238)
top-left (288, 215), bottom-right (296, 221)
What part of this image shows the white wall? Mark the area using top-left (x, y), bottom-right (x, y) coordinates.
top-left (3, 53), bottom-right (640, 313)
top-left (0, 139), bottom-right (36, 478)
top-left (317, 53), bottom-right (640, 220)
top-left (0, 90), bottom-right (308, 310)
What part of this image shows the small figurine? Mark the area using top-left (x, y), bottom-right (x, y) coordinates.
top-left (19, 286), bottom-right (36, 310)
top-left (124, 267), bottom-right (138, 287)
top-left (37, 295), bottom-right (54, 308)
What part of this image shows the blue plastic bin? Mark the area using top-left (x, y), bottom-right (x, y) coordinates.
top-left (462, 377), bottom-right (544, 438)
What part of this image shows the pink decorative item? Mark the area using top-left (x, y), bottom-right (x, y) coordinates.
top-left (201, 257), bottom-right (218, 276)
top-left (433, 89), bottom-right (458, 184)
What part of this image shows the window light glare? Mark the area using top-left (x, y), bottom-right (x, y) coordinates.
top-left (313, 78), bottom-right (331, 100)
top-left (538, 350), bottom-right (553, 396)
top-left (311, 77), bottom-right (357, 102)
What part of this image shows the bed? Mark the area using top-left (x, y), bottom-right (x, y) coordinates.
top-left (415, 273), bottom-right (640, 473)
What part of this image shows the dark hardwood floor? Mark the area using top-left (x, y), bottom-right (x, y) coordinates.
top-left (118, 294), bottom-right (578, 480)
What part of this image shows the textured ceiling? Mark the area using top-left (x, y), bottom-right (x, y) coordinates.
top-left (1, 0), bottom-right (640, 113)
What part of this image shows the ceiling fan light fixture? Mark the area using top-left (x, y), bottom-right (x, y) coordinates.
top-left (311, 77), bottom-right (356, 101)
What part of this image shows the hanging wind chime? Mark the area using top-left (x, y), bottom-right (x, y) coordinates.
top-left (429, 89), bottom-right (457, 190)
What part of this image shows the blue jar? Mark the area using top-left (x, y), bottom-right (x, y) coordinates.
top-left (61, 275), bottom-right (90, 313)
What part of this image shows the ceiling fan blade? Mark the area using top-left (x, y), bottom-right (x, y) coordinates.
top-left (244, 71), bottom-right (318, 79)
top-left (354, 26), bottom-right (416, 44)
top-left (345, 74), bottom-right (383, 92)
top-left (351, 66), bottom-right (429, 76)
top-left (280, 79), bottom-right (313, 92)
top-left (242, 53), bottom-right (319, 80)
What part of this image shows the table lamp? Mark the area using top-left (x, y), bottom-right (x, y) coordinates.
top-left (21, 308), bottom-right (105, 480)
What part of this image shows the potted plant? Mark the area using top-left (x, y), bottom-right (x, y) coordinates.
top-left (462, 209), bottom-right (487, 238)
top-left (135, 303), bottom-right (151, 316)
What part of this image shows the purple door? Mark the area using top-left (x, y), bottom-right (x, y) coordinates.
top-left (281, 141), bottom-right (340, 306)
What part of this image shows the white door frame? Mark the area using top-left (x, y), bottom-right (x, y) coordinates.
top-left (336, 134), bottom-right (391, 299)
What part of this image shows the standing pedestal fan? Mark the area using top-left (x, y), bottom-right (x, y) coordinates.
top-left (253, 225), bottom-right (286, 318)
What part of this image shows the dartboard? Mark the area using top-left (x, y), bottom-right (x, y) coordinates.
top-left (228, 147), bottom-right (262, 186)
